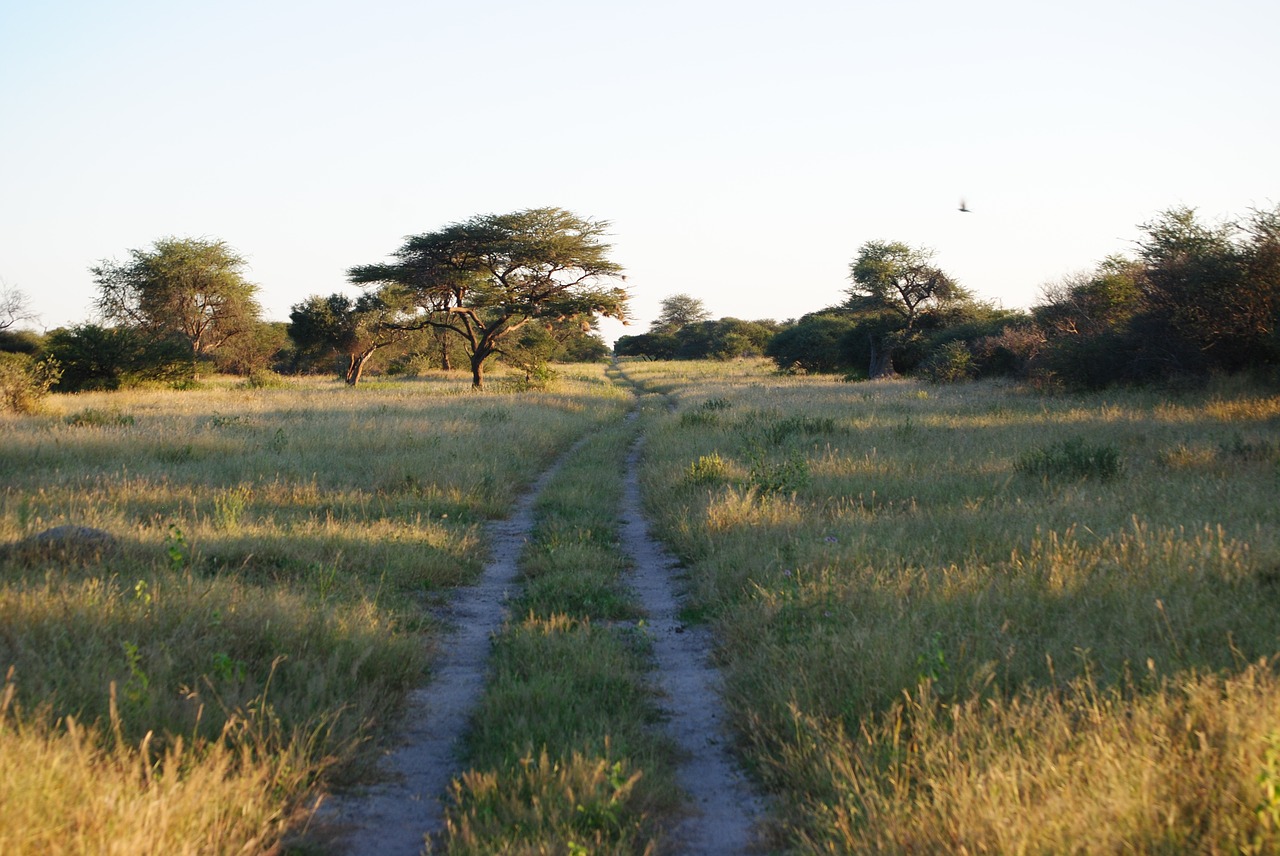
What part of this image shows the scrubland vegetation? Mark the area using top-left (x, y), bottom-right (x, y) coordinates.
top-left (623, 357), bottom-right (1280, 852)
top-left (0, 366), bottom-right (630, 854)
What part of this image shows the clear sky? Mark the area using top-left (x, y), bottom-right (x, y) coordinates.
top-left (2, 0), bottom-right (1277, 343)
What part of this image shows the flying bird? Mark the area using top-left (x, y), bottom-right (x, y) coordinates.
top-left (958, 199), bottom-right (972, 213)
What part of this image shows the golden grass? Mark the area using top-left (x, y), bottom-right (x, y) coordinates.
top-left (624, 360), bottom-right (1280, 852)
top-left (0, 366), bottom-right (631, 852)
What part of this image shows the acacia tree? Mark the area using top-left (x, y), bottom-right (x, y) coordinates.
top-left (848, 240), bottom-right (968, 377)
top-left (92, 237), bottom-right (262, 357)
top-left (348, 207), bottom-right (628, 388)
top-left (651, 293), bottom-right (710, 334)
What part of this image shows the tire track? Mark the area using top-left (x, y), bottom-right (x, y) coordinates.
top-left (317, 452), bottom-right (571, 855)
top-left (620, 431), bottom-right (766, 854)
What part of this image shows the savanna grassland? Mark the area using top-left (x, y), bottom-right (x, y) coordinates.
top-left (621, 358), bottom-right (1280, 853)
top-left (0, 366), bottom-right (632, 854)
top-left (5, 356), bottom-right (1280, 854)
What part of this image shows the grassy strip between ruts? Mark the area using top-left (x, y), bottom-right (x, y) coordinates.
top-left (440, 397), bottom-right (682, 854)
top-left (622, 358), bottom-right (1280, 853)
top-left (0, 366), bottom-right (631, 854)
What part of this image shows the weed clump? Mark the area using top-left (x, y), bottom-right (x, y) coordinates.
top-left (1016, 437), bottom-right (1124, 481)
top-left (64, 408), bottom-right (135, 428)
top-left (680, 398), bottom-right (732, 427)
top-left (686, 453), bottom-right (728, 485)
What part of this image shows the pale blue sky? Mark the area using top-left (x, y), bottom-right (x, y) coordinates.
top-left (2, 0), bottom-right (1276, 342)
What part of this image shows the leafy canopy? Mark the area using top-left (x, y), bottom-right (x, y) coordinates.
top-left (92, 237), bottom-right (262, 357)
top-left (348, 207), bottom-right (628, 387)
top-left (847, 240), bottom-right (968, 330)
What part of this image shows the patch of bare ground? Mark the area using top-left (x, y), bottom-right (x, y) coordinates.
top-left (620, 434), bottom-right (767, 854)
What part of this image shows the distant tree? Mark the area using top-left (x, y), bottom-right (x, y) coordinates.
top-left (0, 283), bottom-right (37, 332)
top-left (288, 291), bottom-right (416, 385)
top-left (348, 207), bottom-right (628, 388)
top-left (848, 241), bottom-right (969, 378)
top-left (92, 237), bottom-right (262, 358)
top-left (213, 321), bottom-right (291, 376)
top-left (1027, 205), bottom-right (1280, 388)
top-left (614, 332), bottom-right (678, 360)
top-left (651, 294), bottom-right (711, 334)
top-left (0, 328), bottom-right (44, 355)
top-left (674, 317), bottom-right (779, 359)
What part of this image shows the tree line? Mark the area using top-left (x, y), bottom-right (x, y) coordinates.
top-left (0, 208), bottom-right (623, 406)
top-left (618, 204), bottom-right (1280, 389)
top-left (3, 202), bottom-right (1278, 412)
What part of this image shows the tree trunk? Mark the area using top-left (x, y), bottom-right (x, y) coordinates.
top-left (469, 353), bottom-right (485, 389)
top-left (868, 335), bottom-right (896, 379)
top-left (440, 338), bottom-right (451, 371)
top-left (346, 349), bottom-right (375, 386)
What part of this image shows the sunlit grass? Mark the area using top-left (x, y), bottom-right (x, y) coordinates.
top-left (0, 366), bottom-right (631, 852)
top-left (441, 405), bottom-right (679, 854)
top-left (624, 359), bottom-right (1280, 852)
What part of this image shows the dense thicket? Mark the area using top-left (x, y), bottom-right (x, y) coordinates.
top-left (758, 205), bottom-right (1280, 387)
top-left (1029, 206), bottom-right (1280, 387)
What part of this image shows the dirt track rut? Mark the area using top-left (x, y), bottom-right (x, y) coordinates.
top-left (319, 415), bottom-right (763, 853)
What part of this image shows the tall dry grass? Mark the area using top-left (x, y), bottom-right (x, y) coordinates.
top-left (0, 367), bottom-right (630, 853)
top-left (623, 358), bottom-right (1280, 852)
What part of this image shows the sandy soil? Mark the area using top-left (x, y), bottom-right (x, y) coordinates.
top-left (619, 434), bottom-right (766, 854)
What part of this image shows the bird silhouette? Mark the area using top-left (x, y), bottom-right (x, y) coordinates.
top-left (958, 199), bottom-right (972, 213)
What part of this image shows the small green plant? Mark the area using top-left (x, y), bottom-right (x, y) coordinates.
top-left (309, 557), bottom-right (342, 601)
top-left (64, 407), bottom-right (135, 427)
top-left (241, 369), bottom-right (288, 389)
top-left (268, 427), bottom-right (288, 453)
top-left (748, 450), bottom-right (811, 494)
top-left (121, 641), bottom-right (150, 707)
top-left (210, 651), bottom-right (247, 683)
top-left (686, 452), bottom-right (728, 484)
top-left (915, 631), bottom-right (949, 684)
top-left (213, 487), bottom-right (250, 533)
top-left (1016, 436), bottom-right (1124, 481)
top-left (761, 415), bottom-right (837, 446)
top-left (165, 525), bottom-right (189, 571)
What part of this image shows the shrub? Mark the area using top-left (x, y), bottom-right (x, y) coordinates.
top-left (64, 408), bottom-right (136, 428)
top-left (686, 453), bottom-right (728, 485)
top-left (1016, 437), bottom-right (1124, 481)
top-left (0, 353), bottom-right (61, 414)
top-left (918, 341), bottom-right (976, 383)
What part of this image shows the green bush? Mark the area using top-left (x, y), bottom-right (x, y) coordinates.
top-left (0, 353), bottom-right (61, 414)
top-left (919, 341), bottom-right (976, 383)
top-left (1016, 437), bottom-right (1124, 481)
